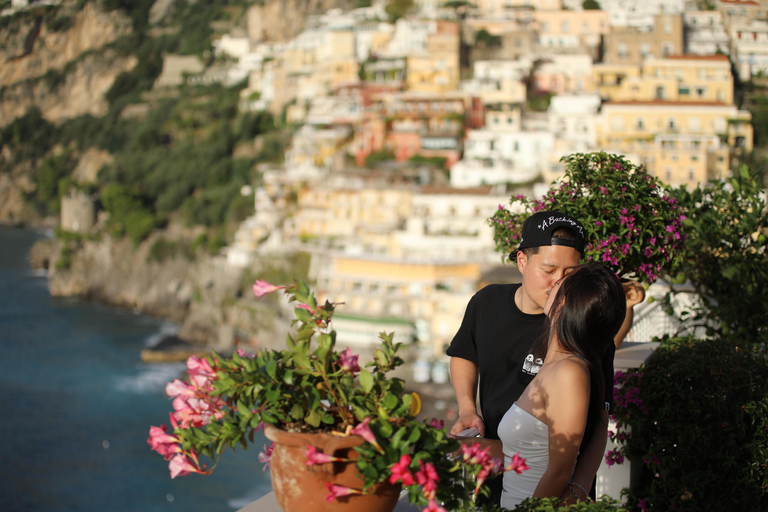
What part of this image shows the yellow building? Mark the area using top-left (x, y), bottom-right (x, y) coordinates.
top-left (593, 63), bottom-right (642, 100)
top-left (292, 187), bottom-right (413, 239)
top-left (534, 9), bottom-right (610, 38)
top-left (605, 55), bottom-right (735, 105)
top-left (598, 101), bottom-right (753, 186)
top-left (406, 21), bottom-right (460, 94)
top-left (314, 255), bottom-right (481, 356)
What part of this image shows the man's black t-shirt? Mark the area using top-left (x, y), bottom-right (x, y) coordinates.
top-left (446, 281), bottom-right (616, 436)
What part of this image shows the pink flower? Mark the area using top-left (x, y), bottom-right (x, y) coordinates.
top-left (600, 186), bottom-right (608, 194)
top-left (147, 425), bottom-right (182, 460)
top-left (596, 220), bottom-right (603, 227)
top-left (505, 451), bottom-right (530, 474)
top-left (324, 483), bottom-right (362, 502)
top-left (297, 303), bottom-right (315, 314)
top-left (236, 349), bottom-right (255, 359)
top-left (424, 499), bottom-right (447, 512)
top-left (252, 279), bottom-right (284, 298)
top-left (259, 442), bottom-right (274, 472)
top-left (165, 379), bottom-right (196, 398)
top-left (638, 499), bottom-right (649, 511)
top-left (186, 355), bottom-right (216, 377)
top-left (351, 418), bottom-right (382, 453)
top-left (305, 445), bottom-right (345, 465)
top-left (168, 453), bottom-right (203, 479)
top-left (338, 348), bottom-right (360, 375)
top-left (429, 418), bottom-right (444, 430)
top-left (416, 460), bottom-right (439, 499)
top-left (389, 454), bottom-right (414, 486)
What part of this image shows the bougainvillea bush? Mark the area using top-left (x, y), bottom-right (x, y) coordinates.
top-left (488, 152), bottom-right (686, 284)
top-left (148, 279), bottom-right (530, 512)
top-left (610, 336), bottom-right (768, 511)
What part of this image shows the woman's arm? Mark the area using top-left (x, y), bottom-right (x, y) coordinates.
top-left (532, 360), bottom-right (590, 499)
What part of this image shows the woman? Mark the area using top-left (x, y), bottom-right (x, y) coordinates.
top-left (498, 262), bottom-right (626, 508)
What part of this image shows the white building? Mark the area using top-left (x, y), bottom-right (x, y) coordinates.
top-left (548, 93), bottom-right (601, 157)
top-left (597, 0), bottom-right (685, 29)
top-left (450, 130), bottom-right (555, 187)
top-left (729, 19), bottom-right (768, 80)
top-left (683, 10), bottom-right (730, 56)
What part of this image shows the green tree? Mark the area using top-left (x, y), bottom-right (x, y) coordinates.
top-left (385, 0), bottom-right (414, 22)
top-left (668, 165), bottom-right (768, 345)
top-left (474, 28), bottom-right (502, 47)
top-left (582, 0), bottom-right (601, 9)
top-left (100, 183), bottom-right (157, 244)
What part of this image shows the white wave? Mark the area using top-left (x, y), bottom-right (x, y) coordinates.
top-left (144, 320), bottom-right (179, 348)
top-left (114, 362), bottom-right (186, 394)
top-left (27, 268), bottom-right (48, 277)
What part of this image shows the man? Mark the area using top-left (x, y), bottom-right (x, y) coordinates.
top-left (447, 210), bottom-right (635, 504)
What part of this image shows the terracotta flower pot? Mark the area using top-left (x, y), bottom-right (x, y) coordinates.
top-left (263, 424), bottom-right (402, 512)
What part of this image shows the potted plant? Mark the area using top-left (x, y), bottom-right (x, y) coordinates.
top-left (148, 279), bottom-right (529, 512)
top-left (488, 152), bottom-right (686, 285)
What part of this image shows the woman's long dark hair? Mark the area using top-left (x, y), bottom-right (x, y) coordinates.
top-left (531, 262), bottom-right (626, 446)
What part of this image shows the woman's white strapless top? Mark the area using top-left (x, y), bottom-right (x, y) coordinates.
top-left (498, 403), bottom-right (549, 509)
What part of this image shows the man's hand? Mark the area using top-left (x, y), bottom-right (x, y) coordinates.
top-left (450, 412), bottom-right (486, 437)
top-left (623, 281), bottom-right (645, 308)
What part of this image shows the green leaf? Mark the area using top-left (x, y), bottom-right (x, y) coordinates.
top-left (290, 404), bottom-right (304, 420)
top-left (359, 369), bottom-right (374, 393)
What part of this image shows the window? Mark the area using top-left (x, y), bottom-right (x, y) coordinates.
top-left (668, 117), bottom-right (677, 130)
top-left (689, 169), bottom-right (695, 181)
top-left (612, 116), bottom-right (624, 130)
top-left (679, 86), bottom-right (690, 95)
top-left (618, 42), bottom-right (628, 57)
top-left (640, 43), bottom-right (650, 56)
top-left (656, 86), bottom-right (665, 99)
top-left (541, 22), bottom-right (549, 32)
top-left (562, 21), bottom-right (570, 33)
top-left (636, 117), bottom-right (645, 129)
top-left (696, 87), bottom-right (706, 96)
top-left (689, 116), bottom-right (701, 131)
top-left (662, 42), bottom-right (673, 56)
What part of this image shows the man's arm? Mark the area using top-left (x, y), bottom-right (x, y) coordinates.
top-left (614, 281), bottom-right (646, 349)
top-left (449, 357), bottom-right (486, 437)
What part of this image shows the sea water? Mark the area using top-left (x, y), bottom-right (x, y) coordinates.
top-left (0, 227), bottom-right (272, 512)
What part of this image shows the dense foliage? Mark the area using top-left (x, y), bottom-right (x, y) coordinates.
top-left (667, 165), bottom-right (768, 346)
top-left (611, 336), bottom-right (768, 511)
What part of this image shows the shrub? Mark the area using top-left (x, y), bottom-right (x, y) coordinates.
top-left (508, 496), bottom-right (629, 511)
top-left (668, 166), bottom-right (768, 346)
top-left (611, 336), bottom-right (768, 511)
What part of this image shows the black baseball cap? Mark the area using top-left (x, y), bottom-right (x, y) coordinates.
top-left (510, 210), bottom-right (586, 259)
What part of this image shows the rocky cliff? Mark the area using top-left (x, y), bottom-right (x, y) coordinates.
top-left (247, 0), bottom-right (356, 43)
top-left (0, 2), bottom-right (136, 125)
top-left (30, 227), bottom-right (294, 357)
